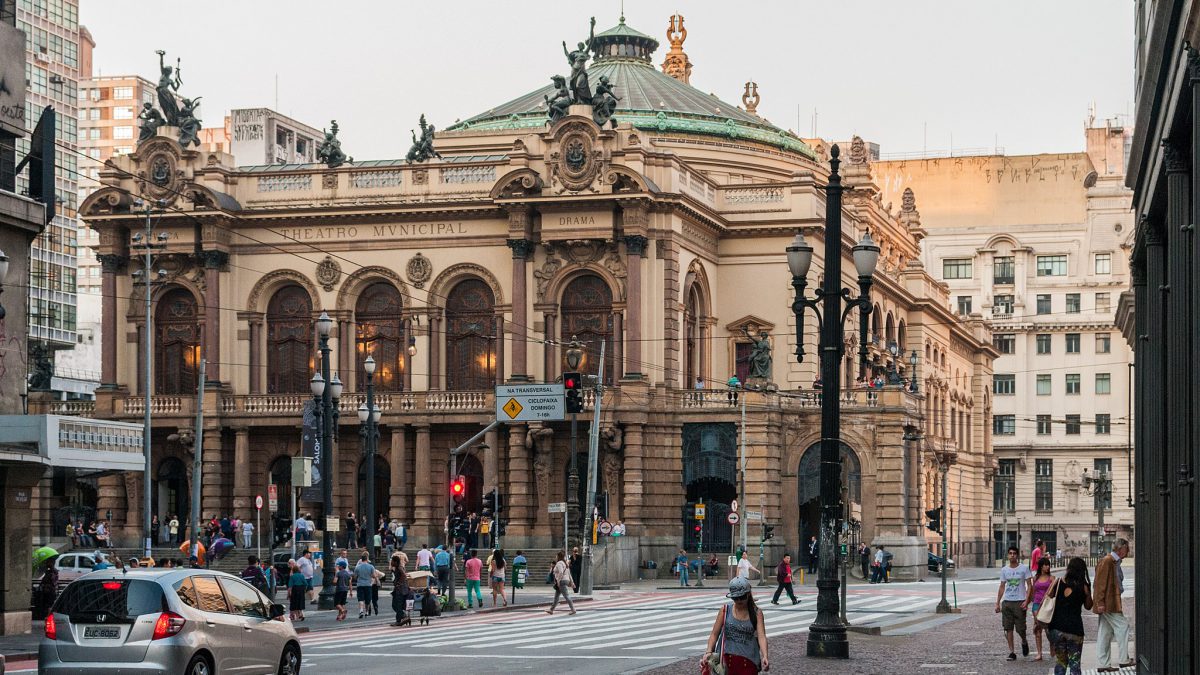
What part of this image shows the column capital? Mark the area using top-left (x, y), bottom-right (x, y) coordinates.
top-left (1161, 139), bottom-right (1189, 174)
top-left (98, 253), bottom-right (129, 273)
top-left (201, 249), bottom-right (230, 270)
top-left (1188, 44), bottom-right (1200, 82)
top-left (507, 238), bottom-right (536, 260)
top-left (623, 234), bottom-right (649, 257)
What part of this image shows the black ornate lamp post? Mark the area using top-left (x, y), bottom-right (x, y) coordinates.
top-left (787, 145), bottom-right (879, 659)
top-left (311, 311), bottom-right (342, 610)
top-left (909, 350), bottom-right (920, 393)
top-left (565, 336), bottom-right (583, 541)
top-left (358, 355), bottom-right (382, 545)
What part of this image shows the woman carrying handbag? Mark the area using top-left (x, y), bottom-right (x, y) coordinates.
top-left (1043, 557), bottom-right (1093, 675)
top-left (546, 550), bottom-right (577, 615)
top-left (1029, 557), bottom-right (1056, 661)
top-left (701, 577), bottom-right (769, 674)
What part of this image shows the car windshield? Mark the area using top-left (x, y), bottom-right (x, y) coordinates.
top-left (52, 579), bottom-right (166, 619)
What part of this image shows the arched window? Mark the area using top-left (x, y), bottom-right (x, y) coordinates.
top-left (684, 285), bottom-right (701, 386)
top-left (154, 287), bottom-right (200, 395)
top-left (266, 285), bottom-right (313, 394)
top-left (445, 278), bottom-right (496, 391)
top-left (885, 312), bottom-right (896, 346)
top-left (561, 274), bottom-right (615, 384)
top-left (355, 282), bottom-right (405, 391)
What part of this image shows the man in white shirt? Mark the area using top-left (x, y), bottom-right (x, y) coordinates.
top-left (416, 544), bottom-right (433, 571)
top-left (241, 521), bottom-right (254, 549)
top-left (736, 549), bottom-right (759, 580)
top-left (297, 550), bottom-right (316, 601)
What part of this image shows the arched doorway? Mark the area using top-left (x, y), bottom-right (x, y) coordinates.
top-left (356, 455), bottom-right (391, 526)
top-left (154, 457), bottom-right (189, 525)
top-left (797, 441), bottom-right (862, 568)
top-left (355, 282), bottom-right (405, 391)
top-left (682, 423), bottom-right (737, 552)
top-left (266, 285), bottom-right (313, 394)
top-left (445, 279), bottom-right (497, 391)
top-left (155, 287), bottom-right (201, 394)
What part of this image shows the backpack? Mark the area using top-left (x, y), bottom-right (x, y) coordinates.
top-left (242, 565), bottom-right (269, 593)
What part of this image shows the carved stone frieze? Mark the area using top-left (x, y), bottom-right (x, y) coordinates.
top-left (316, 255), bottom-right (342, 291)
top-left (548, 120), bottom-right (607, 193)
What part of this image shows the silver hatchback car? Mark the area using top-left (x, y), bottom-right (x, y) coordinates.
top-left (39, 568), bottom-right (301, 674)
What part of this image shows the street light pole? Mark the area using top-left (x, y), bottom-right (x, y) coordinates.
top-left (313, 312), bottom-right (341, 610)
top-left (787, 144), bottom-right (879, 659)
top-left (936, 456), bottom-right (952, 613)
top-left (566, 337), bottom-right (583, 547)
top-left (359, 355), bottom-right (381, 551)
top-left (132, 200), bottom-right (167, 559)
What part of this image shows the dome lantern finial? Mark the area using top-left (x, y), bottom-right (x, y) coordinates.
top-left (742, 81), bottom-right (760, 115)
top-left (661, 13), bottom-right (693, 83)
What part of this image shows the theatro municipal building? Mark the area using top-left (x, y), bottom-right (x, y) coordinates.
top-left (65, 14), bottom-right (997, 576)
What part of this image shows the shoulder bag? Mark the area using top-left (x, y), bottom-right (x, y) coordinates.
top-left (1035, 578), bottom-right (1059, 624)
top-left (701, 605), bottom-right (727, 675)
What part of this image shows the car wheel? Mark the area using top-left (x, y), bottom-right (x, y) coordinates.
top-left (278, 644), bottom-right (301, 675)
top-left (186, 654), bottom-right (213, 675)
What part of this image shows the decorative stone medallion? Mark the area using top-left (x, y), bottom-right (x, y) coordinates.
top-left (549, 121), bottom-right (604, 192)
top-left (316, 255), bottom-right (342, 292)
top-left (406, 252), bottom-right (432, 289)
top-left (136, 138), bottom-right (185, 206)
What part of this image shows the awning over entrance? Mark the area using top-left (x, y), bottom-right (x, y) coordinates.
top-left (0, 415), bottom-right (145, 473)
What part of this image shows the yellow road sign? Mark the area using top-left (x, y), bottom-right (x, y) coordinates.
top-left (502, 398), bottom-right (524, 419)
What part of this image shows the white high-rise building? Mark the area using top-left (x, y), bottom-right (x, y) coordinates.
top-left (875, 122), bottom-right (1136, 558)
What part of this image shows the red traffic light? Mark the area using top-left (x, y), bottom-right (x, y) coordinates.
top-left (563, 372), bottom-right (581, 389)
top-left (694, 525), bottom-right (702, 532)
top-left (451, 477), bottom-right (466, 502)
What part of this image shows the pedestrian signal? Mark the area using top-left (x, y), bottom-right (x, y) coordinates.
top-left (564, 371), bottom-right (584, 413)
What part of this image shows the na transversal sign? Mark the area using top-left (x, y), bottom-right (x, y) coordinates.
top-left (495, 384), bottom-right (565, 422)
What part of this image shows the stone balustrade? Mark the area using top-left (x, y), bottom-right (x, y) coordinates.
top-left (49, 400), bottom-right (96, 417)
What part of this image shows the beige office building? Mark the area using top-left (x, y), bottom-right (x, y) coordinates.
top-left (875, 122), bottom-right (1136, 558)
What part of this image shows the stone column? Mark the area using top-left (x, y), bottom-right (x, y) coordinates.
top-left (621, 423), bottom-right (645, 528)
top-left (506, 425), bottom-right (533, 534)
top-left (414, 424), bottom-right (433, 536)
top-left (622, 235), bottom-right (648, 380)
top-left (247, 315), bottom-right (263, 394)
top-left (484, 424), bottom-right (500, 493)
top-left (201, 251), bottom-right (226, 384)
top-left (200, 428), bottom-right (225, 518)
top-left (543, 313), bottom-right (556, 378)
top-left (389, 425), bottom-right (407, 521)
top-left (611, 312), bottom-right (624, 380)
top-left (507, 238), bottom-right (535, 381)
top-left (232, 427), bottom-right (250, 511)
top-left (97, 254), bottom-right (127, 387)
top-left (428, 314), bottom-right (441, 390)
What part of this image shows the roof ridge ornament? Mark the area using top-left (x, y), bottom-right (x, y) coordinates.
top-left (742, 81), bottom-right (760, 115)
top-left (661, 14), bottom-right (693, 83)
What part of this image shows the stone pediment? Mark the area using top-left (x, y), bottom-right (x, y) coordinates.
top-left (725, 315), bottom-right (776, 334)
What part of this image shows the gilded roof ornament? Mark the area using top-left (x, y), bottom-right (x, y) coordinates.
top-left (742, 81), bottom-right (760, 115)
top-left (661, 14), bottom-right (693, 83)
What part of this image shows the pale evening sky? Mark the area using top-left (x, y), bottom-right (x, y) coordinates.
top-left (80, 0), bottom-right (1133, 162)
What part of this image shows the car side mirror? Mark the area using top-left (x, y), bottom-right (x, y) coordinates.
top-left (269, 603), bottom-right (286, 619)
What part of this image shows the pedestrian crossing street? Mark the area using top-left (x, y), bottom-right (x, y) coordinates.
top-left (299, 588), bottom-right (990, 661)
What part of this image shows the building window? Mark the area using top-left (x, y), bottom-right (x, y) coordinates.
top-left (445, 278), bottom-right (498, 391)
top-left (993, 256), bottom-right (1015, 285)
top-left (993, 414), bottom-right (1016, 435)
top-left (1036, 334), bottom-right (1052, 354)
top-left (1095, 252), bottom-right (1112, 275)
top-left (1037, 294), bottom-right (1051, 314)
top-left (1096, 333), bottom-right (1111, 354)
top-left (154, 287), bottom-right (200, 395)
top-left (993, 333), bottom-right (1015, 354)
top-left (1035, 459), bottom-right (1054, 512)
top-left (113, 126), bottom-right (133, 140)
top-left (993, 374), bottom-right (1016, 395)
top-left (87, 128), bottom-right (99, 140)
top-left (1096, 414), bottom-right (1111, 435)
top-left (113, 106), bottom-right (133, 119)
top-left (1066, 374), bottom-right (1081, 395)
top-left (1094, 459), bottom-right (1112, 509)
top-left (942, 258), bottom-right (973, 280)
top-left (994, 459), bottom-right (1016, 512)
top-left (1036, 374), bottom-right (1052, 395)
top-left (87, 107), bottom-right (99, 121)
top-left (1066, 333), bottom-right (1081, 353)
top-left (1096, 292), bottom-right (1111, 313)
top-left (1036, 414), bottom-right (1052, 435)
top-left (354, 282), bottom-right (405, 392)
top-left (993, 294), bottom-right (1014, 316)
top-left (1036, 255), bottom-right (1067, 276)
top-left (1066, 293), bottom-right (1081, 314)
top-left (957, 295), bottom-right (972, 315)
top-left (561, 274), bottom-right (616, 383)
top-left (266, 285), bottom-right (314, 394)
top-left (1095, 372), bottom-right (1111, 394)
top-left (1066, 414), bottom-right (1081, 434)
top-left (114, 86), bottom-right (133, 99)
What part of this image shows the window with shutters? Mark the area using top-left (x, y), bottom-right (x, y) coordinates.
top-left (154, 287), bottom-right (200, 395)
top-left (266, 285), bottom-right (313, 394)
top-left (355, 282), bottom-right (405, 391)
top-left (445, 279), bottom-right (497, 391)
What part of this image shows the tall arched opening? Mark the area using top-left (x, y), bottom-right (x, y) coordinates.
top-left (797, 441), bottom-right (862, 568)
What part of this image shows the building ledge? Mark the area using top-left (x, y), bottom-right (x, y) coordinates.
top-left (0, 190), bottom-right (47, 236)
top-left (0, 415), bottom-right (145, 473)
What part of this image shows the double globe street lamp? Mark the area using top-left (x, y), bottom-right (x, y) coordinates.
top-left (358, 355), bottom-right (382, 544)
top-left (786, 144), bottom-right (880, 659)
top-left (309, 311), bottom-right (342, 609)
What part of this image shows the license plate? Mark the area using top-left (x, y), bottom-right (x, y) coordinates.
top-left (84, 626), bottom-right (121, 639)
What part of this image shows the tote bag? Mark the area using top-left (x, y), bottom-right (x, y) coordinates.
top-left (1035, 578), bottom-right (1060, 624)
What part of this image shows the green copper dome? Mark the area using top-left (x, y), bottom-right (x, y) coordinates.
top-left (447, 19), bottom-right (814, 159)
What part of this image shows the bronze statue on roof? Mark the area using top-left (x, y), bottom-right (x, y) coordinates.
top-left (176, 97), bottom-right (202, 148)
top-left (137, 103), bottom-right (165, 142)
top-left (592, 75), bottom-right (620, 127)
top-left (562, 17), bottom-right (597, 104)
top-left (546, 75), bottom-right (572, 122)
top-left (155, 50), bottom-right (182, 126)
top-left (406, 114), bottom-right (442, 163)
top-left (317, 120), bottom-right (352, 168)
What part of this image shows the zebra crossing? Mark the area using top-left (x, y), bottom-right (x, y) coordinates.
top-left (298, 588), bottom-right (986, 664)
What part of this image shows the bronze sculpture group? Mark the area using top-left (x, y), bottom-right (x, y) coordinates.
top-left (406, 114), bottom-right (442, 163)
top-left (547, 17), bottom-right (620, 127)
top-left (316, 120), bottom-right (352, 168)
top-left (138, 50), bottom-right (202, 148)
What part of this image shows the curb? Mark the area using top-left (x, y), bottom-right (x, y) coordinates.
top-left (472, 596), bottom-right (594, 614)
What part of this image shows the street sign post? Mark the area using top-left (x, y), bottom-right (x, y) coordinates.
top-left (495, 384), bottom-right (565, 422)
top-left (267, 484), bottom-right (278, 511)
top-left (730, 499), bottom-right (739, 513)
top-left (694, 504), bottom-right (706, 520)
top-left (746, 510), bottom-right (762, 522)
top-left (727, 512), bottom-right (740, 525)
top-left (549, 501), bottom-right (568, 551)
top-left (599, 520), bottom-right (612, 536)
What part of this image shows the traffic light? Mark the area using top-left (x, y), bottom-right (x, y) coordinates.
top-left (495, 491), bottom-right (504, 514)
top-left (482, 488), bottom-right (497, 519)
top-left (564, 371), bottom-right (584, 413)
top-left (694, 524), bottom-right (702, 533)
top-left (763, 524), bottom-right (775, 541)
top-left (451, 477), bottom-right (466, 504)
top-left (925, 507), bottom-right (943, 535)
top-left (596, 493), bottom-right (609, 520)
top-left (495, 520), bottom-right (507, 537)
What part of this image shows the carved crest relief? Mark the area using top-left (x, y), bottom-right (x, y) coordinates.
top-left (316, 255), bottom-right (342, 292)
top-left (136, 139), bottom-right (185, 206)
top-left (406, 252), bottom-right (433, 289)
top-left (549, 121), bottom-right (605, 193)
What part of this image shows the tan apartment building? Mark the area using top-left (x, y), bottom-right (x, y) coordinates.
top-left (875, 122), bottom-right (1135, 559)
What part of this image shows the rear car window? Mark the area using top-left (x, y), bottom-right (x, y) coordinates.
top-left (52, 579), bottom-right (166, 618)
